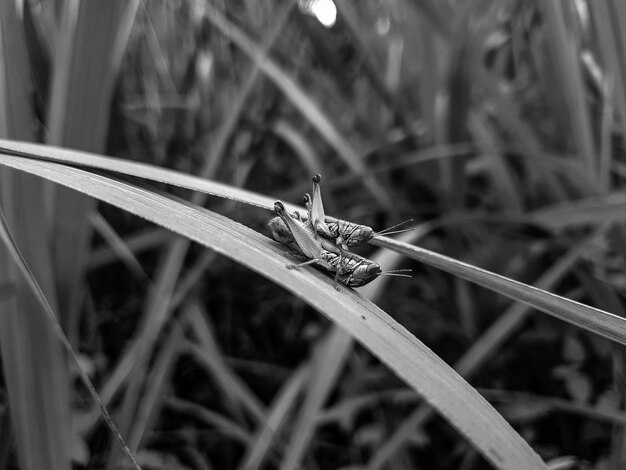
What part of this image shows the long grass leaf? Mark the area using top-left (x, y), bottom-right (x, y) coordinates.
top-left (0, 208), bottom-right (141, 470)
top-left (371, 228), bottom-right (626, 345)
top-left (166, 397), bottom-right (252, 445)
top-left (47, 0), bottom-right (140, 344)
top-left (533, 193), bottom-right (626, 229)
top-left (239, 367), bottom-right (308, 470)
top-left (537, 1), bottom-right (595, 174)
top-left (0, 3), bottom-right (70, 469)
top-left (2, 141), bottom-right (622, 345)
top-left (184, 304), bottom-right (266, 424)
top-left (88, 227), bottom-right (172, 270)
top-left (279, 328), bottom-right (353, 470)
top-left (128, 322), bottom-right (182, 450)
top-left (90, 212), bottom-right (150, 281)
top-left (0, 139), bottom-right (587, 217)
top-left (588, 1), bottom-right (626, 156)
top-left (0, 155), bottom-right (547, 470)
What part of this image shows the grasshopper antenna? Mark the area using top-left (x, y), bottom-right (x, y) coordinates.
top-left (380, 268), bottom-right (413, 278)
top-left (376, 219), bottom-right (415, 237)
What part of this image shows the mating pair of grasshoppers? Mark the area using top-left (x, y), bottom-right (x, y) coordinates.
top-left (269, 175), bottom-right (410, 289)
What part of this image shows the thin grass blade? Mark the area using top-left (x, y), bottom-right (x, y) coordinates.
top-left (371, 228), bottom-right (626, 347)
top-left (47, 0), bottom-right (140, 343)
top-left (0, 207), bottom-right (141, 470)
top-left (279, 328), bottom-right (353, 470)
top-left (239, 367), bottom-right (308, 470)
top-left (0, 3), bottom-right (70, 469)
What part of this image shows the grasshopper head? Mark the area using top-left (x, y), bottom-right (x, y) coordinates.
top-left (344, 262), bottom-right (382, 287)
top-left (268, 217), bottom-right (294, 245)
top-left (346, 226), bottom-right (375, 247)
top-left (303, 193), bottom-right (312, 211)
top-left (274, 201), bottom-right (286, 215)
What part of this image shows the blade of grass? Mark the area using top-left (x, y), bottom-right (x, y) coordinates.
top-left (166, 397), bottom-right (252, 446)
top-left (480, 388), bottom-right (626, 425)
top-left (371, 225), bottom-right (626, 346)
top-left (88, 227), bottom-right (173, 270)
top-left (238, 366), bottom-right (308, 470)
top-left (0, 2), bottom-right (71, 469)
top-left (588, 1), bottom-right (626, 160)
top-left (128, 321), bottom-right (182, 450)
top-left (0, 155), bottom-right (548, 470)
top-left (533, 193), bottom-right (626, 229)
top-left (536, 1), bottom-right (596, 175)
top-left (184, 303), bottom-right (266, 424)
top-left (469, 110), bottom-right (523, 212)
top-left (47, 0), bottom-right (139, 342)
top-left (90, 212), bottom-right (150, 282)
top-left (0, 139), bottom-right (587, 217)
top-left (2, 141), bottom-right (623, 344)
top-left (598, 76), bottom-right (614, 192)
top-left (279, 328), bottom-right (353, 470)
top-left (0, 206), bottom-right (141, 470)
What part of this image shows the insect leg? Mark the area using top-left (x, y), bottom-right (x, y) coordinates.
top-left (274, 201), bottom-right (332, 271)
top-left (286, 257), bottom-right (322, 270)
top-left (310, 174), bottom-right (332, 237)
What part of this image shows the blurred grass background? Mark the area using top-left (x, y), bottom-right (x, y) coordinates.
top-left (2, 0), bottom-right (626, 469)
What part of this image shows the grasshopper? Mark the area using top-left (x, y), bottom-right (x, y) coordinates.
top-left (269, 175), bottom-right (412, 288)
top-left (305, 174), bottom-right (412, 250)
top-left (271, 201), bottom-right (382, 289)
top-left (269, 212), bottom-right (411, 288)
top-left (321, 248), bottom-right (382, 288)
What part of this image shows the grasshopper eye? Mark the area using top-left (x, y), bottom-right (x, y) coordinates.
top-left (268, 217), bottom-right (294, 245)
top-left (274, 201), bottom-right (286, 214)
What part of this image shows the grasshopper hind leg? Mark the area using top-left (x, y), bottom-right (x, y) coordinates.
top-left (286, 257), bottom-right (319, 270)
top-left (330, 248), bottom-right (352, 290)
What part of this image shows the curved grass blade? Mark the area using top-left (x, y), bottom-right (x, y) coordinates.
top-left (1, 140), bottom-right (622, 347)
top-left (533, 194), bottom-right (626, 229)
top-left (0, 139), bottom-right (283, 212)
top-left (0, 155), bottom-right (547, 470)
top-left (371, 232), bottom-right (626, 346)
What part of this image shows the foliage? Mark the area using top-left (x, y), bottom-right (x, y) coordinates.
top-left (2, 1), bottom-right (626, 469)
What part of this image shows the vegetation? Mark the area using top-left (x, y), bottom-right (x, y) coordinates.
top-left (1, 1), bottom-right (626, 469)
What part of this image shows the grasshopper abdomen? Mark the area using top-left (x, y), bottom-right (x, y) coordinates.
top-left (325, 219), bottom-right (375, 247)
top-left (321, 249), bottom-right (382, 288)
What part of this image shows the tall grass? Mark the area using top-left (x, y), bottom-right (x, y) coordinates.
top-left (2, 1), bottom-right (626, 469)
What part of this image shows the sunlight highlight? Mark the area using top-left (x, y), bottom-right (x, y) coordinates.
top-left (300, 0), bottom-right (337, 28)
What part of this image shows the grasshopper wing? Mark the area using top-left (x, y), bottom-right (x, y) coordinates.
top-left (274, 201), bottom-right (331, 269)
